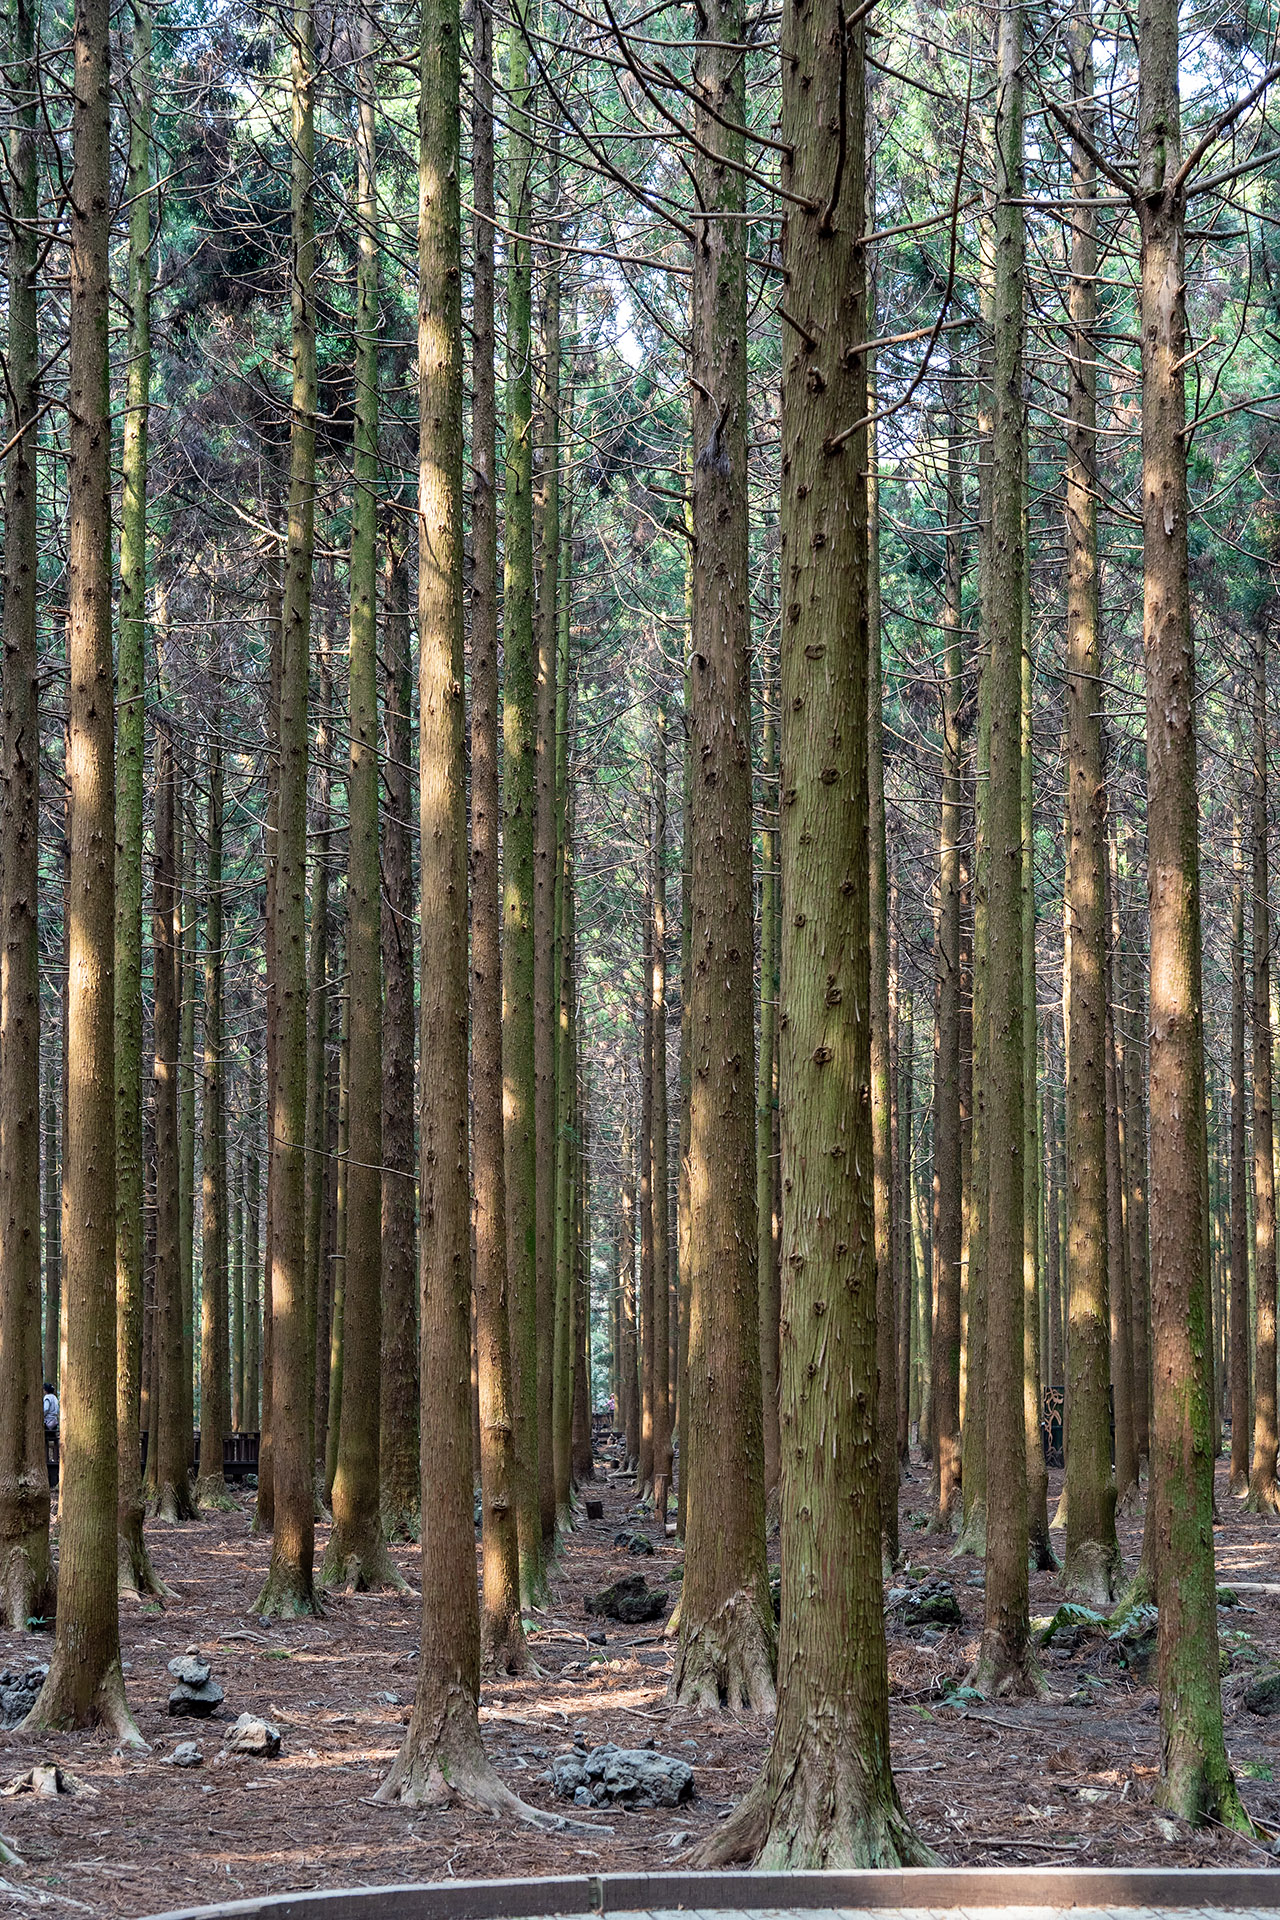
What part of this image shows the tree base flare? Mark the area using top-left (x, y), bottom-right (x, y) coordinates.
top-left (253, 1556), bottom-right (322, 1619)
top-left (375, 1686), bottom-right (606, 1834)
top-left (20, 1654), bottom-right (148, 1752)
top-left (694, 1758), bottom-right (934, 1869)
top-left (321, 1532), bottom-right (410, 1595)
top-left (482, 1616), bottom-right (531, 1677)
top-left (1062, 1537), bottom-right (1121, 1607)
top-left (151, 1480), bottom-right (196, 1524)
top-left (953, 1501), bottom-right (986, 1559)
top-left (194, 1475), bottom-right (238, 1513)
top-left (117, 1518), bottom-right (173, 1603)
top-left (0, 1538), bottom-right (55, 1632)
top-left (971, 1628), bottom-right (1050, 1700)
top-left (669, 1588), bottom-right (776, 1712)
top-left (381, 1499), bottom-right (421, 1546)
top-left (1157, 1746), bottom-right (1252, 1832)
top-left (1244, 1470), bottom-right (1280, 1516)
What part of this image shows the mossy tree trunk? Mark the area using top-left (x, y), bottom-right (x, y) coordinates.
top-left (1247, 627), bottom-right (1279, 1512)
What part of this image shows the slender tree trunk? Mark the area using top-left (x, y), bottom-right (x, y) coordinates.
top-left (467, 0), bottom-right (526, 1663)
top-left (1247, 629), bottom-right (1279, 1512)
top-left (324, 963), bottom-right (349, 1503)
top-left (619, 1118), bottom-right (638, 1461)
top-left (1023, 577), bottom-right (1053, 1572)
top-left (533, 132), bottom-right (562, 1552)
top-left (637, 895), bottom-right (655, 1493)
top-left (757, 675), bottom-right (780, 1507)
top-left (1106, 835), bottom-right (1138, 1506)
top-left (326, 0), bottom-right (397, 1588)
top-left (502, 0), bottom-right (544, 1610)
top-left (702, 0), bottom-right (924, 1859)
top-left (931, 369), bottom-right (964, 1533)
top-left (650, 704), bottom-right (672, 1517)
top-left (196, 714), bottom-right (231, 1509)
top-left (245, 1049), bottom-right (262, 1432)
top-left (1230, 780), bottom-right (1251, 1493)
top-left (43, 1058), bottom-right (60, 1394)
top-left (672, 0), bottom-right (772, 1695)
top-left (256, 0), bottom-right (319, 1614)
top-left (973, 0), bottom-right (1036, 1695)
top-left (380, 522), bottom-right (419, 1540)
top-left (1138, 0), bottom-right (1243, 1818)
top-left (867, 350), bottom-right (898, 1567)
top-left (1061, 0), bottom-right (1119, 1605)
top-left (305, 657), bottom-right (331, 1490)
top-left (256, 530), bottom-right (283, 1533)
top-left (0, 0), bottom-right (52, 1624)
top-left (1122, 882), bottom-right (1151, 1466)
top-left (553, 818), bottom-right (577, 1518)
top-left (231, 1143), bottom-right (244, 1432)
top-left (24, 0), bottom-right (139, 1731)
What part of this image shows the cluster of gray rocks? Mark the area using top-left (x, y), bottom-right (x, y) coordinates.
top-left (163, 1646), bottom-right (280, 1769)
top-left (550, 1741), bottom-right (694, 1809)
top-left (0, 1667), bottom-right (46, 1730)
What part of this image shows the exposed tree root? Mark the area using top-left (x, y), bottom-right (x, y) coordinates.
top-left (482, 1617), bottom-right (532, 1677)
top-left (1157, 1745), bottom-right (1253, 1831)
top-left (0, 1538), bottom-right (55, 1632)
top-left (695, 1754), bottom-right (934, 1868)
top-left (151, 1480), bottom-right (196, 1524)
top-left (0, 1830), bottom-right (22, 1867)
top-left (1028, 1524), bottom-right (1058, 1573)
top-left (374, 1683), bottom-right (607, 1834)
top-left (1061, 1538), bottom-right (1121, 1607)
top-left (381, 1498), bottom-right (421, 1546)
top-left (669, 1588), bottom-right (776, 1713)
top-left (20, 1653), bottom-right (148, 1753)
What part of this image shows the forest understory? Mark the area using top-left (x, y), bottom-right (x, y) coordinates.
top-left (2, 1458), bottom-right (1279, 1920)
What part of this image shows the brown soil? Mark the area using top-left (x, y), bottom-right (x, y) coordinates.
top-left (0, 1455), bottom-right (1277, 1918)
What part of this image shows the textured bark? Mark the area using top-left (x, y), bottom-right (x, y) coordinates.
top-left (467, 0), bottom-right (526, 1666)
top-left (1123, 898), bottom-right (1152, 1465)
top-left (380, 523), bottom-right (419, 1540)
top-left (1023, 594), bottom-right (1053, 1572)
top-left (323, 969), bottom-right (347, 1503)
top-left (231, 1147), bottom-right (244, 1432)
top-left (1138, 0), bottom-right (1244, 1820)
top-left (619, 1120), bottom-right (639, 1463)
top-left (43, 1061), bottom-right (59, 1393)
top-left (972, 0), bottom-right (1036, 1696)
top-left (1106, 840), bottom-right (1138, 1506)
top-left (1229, 784), bottom-right (1251, 1494)
top-left (637, 897), bottom-right (655, 1493)
top-left (502, 0), bottom-right (544, 1608)
top-left (704, 0), bottom-right (925, 1862)
top-left (930, 372), bottom-right (963, 1533)
top-left (1247, 628), bottom-right (1279, 1513)
top-left (957, 629), bottom-right (989, 1555)
top-left (256, 535), bottom-right (282, 1532)
top-left (0, 0), bottom-right (53, 1630)
top-left (255, 0), bottom-right (319, 1615)
top-left (22, 0), bottom-right (142, 1732)
top-left (305, 659), bottom-right (331, 1490)
top-left (196, 717), bottom-right (232, 1510)
top-left (671, 0), bottom-right (773, 1698)
top-left (552, 823), bottom-right (577, 1519)
top-left (245, 1049), bottom-right (262, 1432)
top-left (1061, 0), bottom-right (1119, 1606)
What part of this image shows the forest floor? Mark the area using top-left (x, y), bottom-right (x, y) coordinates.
top-left (3, 1454), bottom-right (1280, 1918)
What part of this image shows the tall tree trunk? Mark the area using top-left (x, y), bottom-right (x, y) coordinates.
top-left (43, 1054), bottom-right (60, 1394)
top-left (1106, 833), bottom-right (1138, 1505)
top-left (973, 0), bottom-right (1035, 1695)
top-left (553, 815), bottom-right (577, 1518)
top-left (619, 1117), bottom-right (638, 1461)
top-left (930, 366), bottom-right (964, 1533)
top-left (1023, 573), bottom-right (1053, 1572)
top-left (380, 521), bottom-right (419, 1540)
top-left (1247, 627), bottom-right (1279, 1513)
top-left (650, 703), bottom-right (672, 1517)
top-left (868, 347), bottom-right (899, 1568)
top-left (1229, 779), bottom-right (1251, 1493)
top-left (231, 1141), bottom-right (244, 1432)
top-left (757, 667), bottom-right (780, 1507)
top-left (305, 657), bottom-right (331, 1490)
top-left (467, 0), bottom-right (526, 1665)
top-left (326, 0), bottom-right (399, 1589)
top-left (255, 0), bottom-right (319, 1614)
top-left (1122, 868), bottom-right (1151, 1466)
top-left (1137, 0), bottom-right (1242, 1819)
top-left (701, 0), bottom-right (924, 1859)
top-left (672, 0), bottom-right (772, 1697)
top-left (196, 713), bottom-right (231, 1509)
top-left (533, 133), bottom-right (562, 1553)
top-left (152, 715), bottom-right (194, 1524)
top-left (502, 0), bottom-right (544, 1610)
top-left (178, 775), bottom-right (196, 1474)
top-left (637, 887), bottom-right (655, 1493)
top-left (22, 0), bottom-right (138, 1734)
top-left (256, 527), bottom-right (283, 1533)
top-left (1061, 0), bottom-right (1119, 1605)
top-left (0, 0), bottom-right (53, 1630)
top-left (245, 1048), bottom-right (261, 1432)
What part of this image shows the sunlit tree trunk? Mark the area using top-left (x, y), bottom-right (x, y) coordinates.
top-left (1247, 627), bottom-right (1279, 1513)
top-left (196, 714), bottom-right (231, 1509)
top-left (650, 702), bottom-right (672, 1516)
top-left (1229, 780), bottom-right (1250, 1493)
top-left (1137, 0), bottom-right (1242, 1817)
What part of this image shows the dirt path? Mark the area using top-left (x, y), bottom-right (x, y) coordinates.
top-left (0, 1455), bottom-right (1278, 1918)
